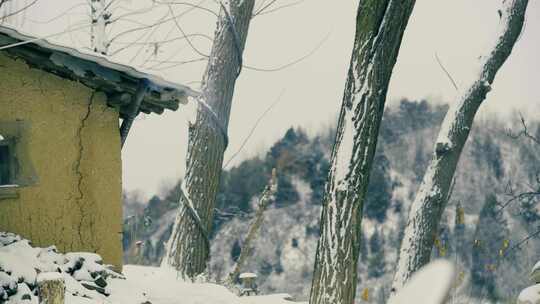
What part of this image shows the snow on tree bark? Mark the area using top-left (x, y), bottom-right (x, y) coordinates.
top-left (226, 169), bottom-right (278, 285)
top-left (308, 1), bottom-right (416, 303)
top-left (90, 0), bottom-right (110, 55)
top-left (390, 0), bottom-right (530, 296)
top-left (162, 0), bottom-right (255, 279)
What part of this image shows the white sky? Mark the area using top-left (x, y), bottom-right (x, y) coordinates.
top-left (6, 0), bottom-right (540, 197)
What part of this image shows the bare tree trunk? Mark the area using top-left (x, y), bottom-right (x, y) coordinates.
top-left (390, 0), bottom-right (530, 296)
top-left (90, 0), bottom-right (110, 54)
top-left (37, 273), bottom-right (65, 304)
top-left (226, 169), bottom-right (277, 285)
top-left (308, 1), bottom-right (416, 303)
top-left (162, 0), bottom-right (255, 279)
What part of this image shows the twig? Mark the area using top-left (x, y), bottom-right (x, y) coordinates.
top-left (243, 32), bottom-right (329, 72)
top-left (253, 0), bottom-right (304, 17)
top-left (507, 113), bottom-right (540, 145)
top-left (503, 229), bottom-right (540, 257)
top-left (497, 190), bottom-right (540, 213)
top-left (435, 52), bottom-right (459, 92)
top-left (153, 0), bottom-right (218, 17)
top-left (1, 0), bottom-right (37, 21)
top-left (252, 0), bottom-right (278, 16)
top-left (223, 90), bottom-right (284, 169)
top-left (25, 3), bottom-right (87, 24)
top-left (166, 4), bottom-right (209, 58)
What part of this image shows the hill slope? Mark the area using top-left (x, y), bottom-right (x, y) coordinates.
top-left (123, 100), bottom-right (540, 303)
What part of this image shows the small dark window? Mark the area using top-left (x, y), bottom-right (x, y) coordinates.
top-left (0, 144), bottom-right (10, 185)
top-left (0, 131), bottom-right (21, 199)
top-left (0, 121), bottom-right (38, 195)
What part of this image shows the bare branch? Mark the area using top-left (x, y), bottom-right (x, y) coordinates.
top-left (253, 0), bottom-right (304, 17)
top-left (0, 23), bottom-right (92, 51)
top-left (145, 57), bottom-right (208, 70)
top-left (25, 2), bottom-right (87, 24)
top-left (498, 190), bottom-right (540, 213)
top-left (223, 90), bottom-right (284, 169)
top-left (1, 0), bottom-right (37, 22)
top-left (153, 0), bottom-right (219, 17)
top-left (108, 10), bottom-right (170, 44)
top-left (166, 4), bottom-right (209, 58)
top-left (503, 229), bottom-right (540, 257)
top-left (252, 0), bottom-right (277, 16)
top-left (507, 113), bottom-right (540, 145)
top-left (435, 52), bottom-right (459, 92)
top-left (127, 15), bottom-right (168, 63)
top-left (243, 32), bottom-right (329, 72)
top-left (113, 33), bottom-right (212, 46)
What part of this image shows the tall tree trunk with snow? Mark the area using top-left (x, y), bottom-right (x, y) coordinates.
top-left (309, 1), bottom-right (416, 303)
top-left (162, 0), bottom-right (255, 279)
top-left (90, 0), bottom-right (110, 55)
top-left (390, 0), bottom-right (529, 295)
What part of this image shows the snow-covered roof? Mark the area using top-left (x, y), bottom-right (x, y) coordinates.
top-left (0, 25), bottom-right (199, 118)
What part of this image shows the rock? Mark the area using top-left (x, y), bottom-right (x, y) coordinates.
top-left (73, 268), bottom-right (93, 282)
top-left (74, 258), bottom-right (84, 272)
top-left (388, 260), bottom-right (455, 304)
top-left (94, 275), bottom-right (107, 288)
top-left (518, 284), bottom-right (540, 304)
top-left (81, 282), bottom-right (109, 296)
top-left (0, 271), bottom-right (17, 291)
top-left (63, 257), bottom-right (84, 275)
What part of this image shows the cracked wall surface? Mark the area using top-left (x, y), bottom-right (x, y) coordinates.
top-left (0, 53), bottom-right (123, 270)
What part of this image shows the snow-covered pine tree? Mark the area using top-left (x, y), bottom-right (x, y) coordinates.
top-left (163, 0), bottom-right (256, 279)
top-left (368, 229), bottom-right (386, 279)
top-left (308, 1), bottom-right (416, 303)
top-left (470, 194), bottom-right (508, 301)
top-left (390, 0), bottom-right (530, 296)
top-left (364, 151), bottom-right (392, 222)
top-left (454, 201), bottom-right (468, 267)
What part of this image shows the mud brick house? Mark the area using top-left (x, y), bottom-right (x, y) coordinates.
top-left (0, 25), bottom-right (195, 270)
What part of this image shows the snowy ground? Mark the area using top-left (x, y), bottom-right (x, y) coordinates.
top-left (2, 230), bottom-right (517, 304)
top-left (0, 232), bottom-right (302, 304)
top-left (109, 266), bottom-right (301, 304)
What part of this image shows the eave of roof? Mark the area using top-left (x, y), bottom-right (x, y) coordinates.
top-left (0, 25), bottom-right (199, 118)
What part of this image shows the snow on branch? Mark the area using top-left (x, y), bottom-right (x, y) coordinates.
top-left (391, 0), bottom-right (530, 296)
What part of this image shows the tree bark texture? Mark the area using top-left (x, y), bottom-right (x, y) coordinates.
top-left (308, 1), bottom-right (416, 304)
top-left (163, 0), bottom-right (255, 279)
top-left (227, 169), bottom-right (277, 285)
top-left (37, 273), bottom-right (65, 304)
top-left (390, 0), bottom-right (529, 296)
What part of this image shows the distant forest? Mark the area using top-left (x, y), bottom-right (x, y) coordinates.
top-left (123, 99), bottom-right (540, 302)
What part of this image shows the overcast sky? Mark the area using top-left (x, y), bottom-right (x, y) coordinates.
top-left (7, 0), bottom-right (540, 197)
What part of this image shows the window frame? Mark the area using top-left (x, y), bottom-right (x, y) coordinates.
top-left (0, 134), bottom-right (19, 200)
top-left (0, 136), bottom-right (16, 186)
top-left (0, 120), bottom-right (37, 200)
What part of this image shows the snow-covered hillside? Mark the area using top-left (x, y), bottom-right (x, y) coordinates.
top-left (123, 100), bottom-right (540, 303)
